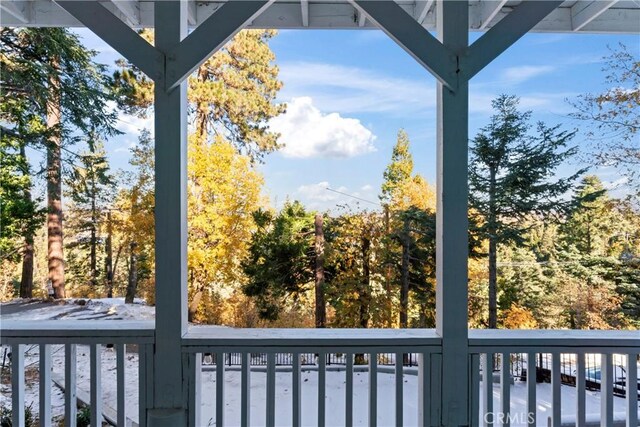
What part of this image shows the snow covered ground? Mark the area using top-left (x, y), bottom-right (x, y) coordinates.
top-left (1, 299), bottom-right (638, 426)
top-left (0, 298), bottom-right (154, 321)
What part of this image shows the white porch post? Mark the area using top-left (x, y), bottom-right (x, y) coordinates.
top-left (435, 1), bottom-right (470, 426)
top-left (150, 2), bottom-right (189, 425)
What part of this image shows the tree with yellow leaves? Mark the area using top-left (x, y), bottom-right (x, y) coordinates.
top-left (188, 135), bottom-right (265, 322)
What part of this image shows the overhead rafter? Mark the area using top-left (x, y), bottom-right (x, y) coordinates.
top-left (351, 0), bottom-right (455, 88)
top-left (55, 1), bottom-right (162, 80)
top-left (0, 1), bottom-right (30, 23)
top-left (464, 1), bottom-right (563, 79)
top-left (571, 0), bottom-right (619, 31)
top-left (478, 0), bottom-right (508, 30)
top-left (108, 0), bottom-right (140, 26)
top-left (301, 0), bottom-right (309, 27)
top-left (414, 0), bottom-right (434, 25)
top-left (165, 0), bottom-right (275, 90)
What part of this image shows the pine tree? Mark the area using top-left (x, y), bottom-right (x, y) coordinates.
top-left (113, 129), bottom-right (155, 303)
top-left (380, 129), bottom-right (437, 327)
top-left (243, 201), bottom-right (316, 321)
top-left (1, 28), bottom-right (119, 298)
top-left (0, 132), bottom-right (43, 297)
top-left (381, 129), bottom-right (414, 205)
top-left (65, 136), bottom-right (115, 293)
top-left (469, 94), bottom-right (582, 328)
top-left (113, 29), bottom-right (285, 163)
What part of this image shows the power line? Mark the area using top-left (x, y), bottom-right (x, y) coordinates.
top-left (325, 187), bottom-right (381, 206)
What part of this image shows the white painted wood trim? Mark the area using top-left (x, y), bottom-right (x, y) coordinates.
top-left (39, 344), bottom-right (52, 427)
top-left (116, 343), bottom-right (126, 427)
top-left (90, 345), bottom-right (103, 427)
top-left (241, 352), bottom-right (251, 427)
top-left (64, 344), bottom-right (77, 427)
top-left (11, 344), bottom-right (25, 427)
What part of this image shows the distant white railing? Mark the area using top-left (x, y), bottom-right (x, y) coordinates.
top-left (468, 330), bottom-right (640, 427)
top-left (181, 327), bottom-right (442, 427)
top-left (1, 320), bottom-right (154, 427)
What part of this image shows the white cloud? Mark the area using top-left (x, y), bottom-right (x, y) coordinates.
top-left (270, 97), bottom-right (376, 158)
top-left (361, 184), bottom-right (373, 192)
top-left (277, 62), bottom-right (436, 115)
top-left (500, 65), bottom-right (556, 85)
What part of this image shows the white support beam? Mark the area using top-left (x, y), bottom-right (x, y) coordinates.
top-left (55, 1), bottom-right (162, 81)
top-left (187, 1), bottom-right (197, 26)
top-left (478, 0), bottom-right (508, 30)
top-left (357, 8), bottom-right (366, 27)
top-left (165, 0), bottom-right (274, 90)
top-left (571, 0), bottom-right (619, 32)
top-left (301, 0), bottom-right (309, 27)
top-left (414, 0), bottom-right (434, 25)
top-left (351, 0), bottom-right (456, 89)
top-left (148, 2), bottom-right (188, 425)
top-left (109, 0), bottom-right (140, 26)
top-left (0, 1), bottom-right (30, 23)
top-left (465, 1), bottom-right (563, 79)
top-left (436, 0), bottom-right (469, 425)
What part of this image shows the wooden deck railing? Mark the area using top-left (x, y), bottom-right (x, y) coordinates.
top-left (469, 330), bottom-right (640, 427)
top-left (1, 320), bottom-right (154, 427)
top-left (1, 322), bottom-right (638, 426)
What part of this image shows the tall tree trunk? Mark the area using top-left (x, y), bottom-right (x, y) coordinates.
top-left (314, 214), bottom-right (326, 328)
top-left (19, 145), bottom-right (34, 298)
top-left (125, 242), bottom-right (138, 303)
top-left (488, 232), bottom-right (498, 329)
top-left (384, 205), bottom-right (393, 326)
top-left (20, 236), bottom-right (34, 299)
top-left (90, 196), bottom-right (97, 288)
top-left (47, 60), bottom-right (64, 299)
top-left (105, 211), bottom-right (114, 298)
top-left (488, 169), bottom-right (498, 328)
top-left (360, 233), bottom-right (371, 329)
top-left (400, 217), bottom-right (410, 328)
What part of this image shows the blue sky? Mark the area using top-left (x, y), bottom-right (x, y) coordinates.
top-left (70, 28), bottom-right (639, 212)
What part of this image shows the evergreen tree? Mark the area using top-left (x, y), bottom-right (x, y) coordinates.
top-left (469, 94), bottom-right (582, 328)
top-left (113, 29), bottom-right (285, 163)
top-left (0, 132), bottom-right (43, 297)
top-left (1, 28), bottom-right (119, 298)
top-left (65, 136), bottom-right (114, 292)
top-left (561, 176), bottom-right (612, 256)
top-left (242, 201), bottom-right (316, 321)
top-left (381, 129), bottom-right (414, 205)
top-left (325, 210), bottom-right (385, 328)
top-left (379, 129), bottom-right (437, 327)
top-left (113, 129), bottom-right (155, 303)
top-left (557, 175), bottom-right (640, 329)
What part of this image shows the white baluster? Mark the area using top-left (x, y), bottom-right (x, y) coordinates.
top-left (11, 344), bottom-right (25, 427)
top-left (39, 344), bottom-right (52, 427)
top-left (65, 344), bottom-right (77, 427)
top-left (241, 352), bottom-right (251, 427)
